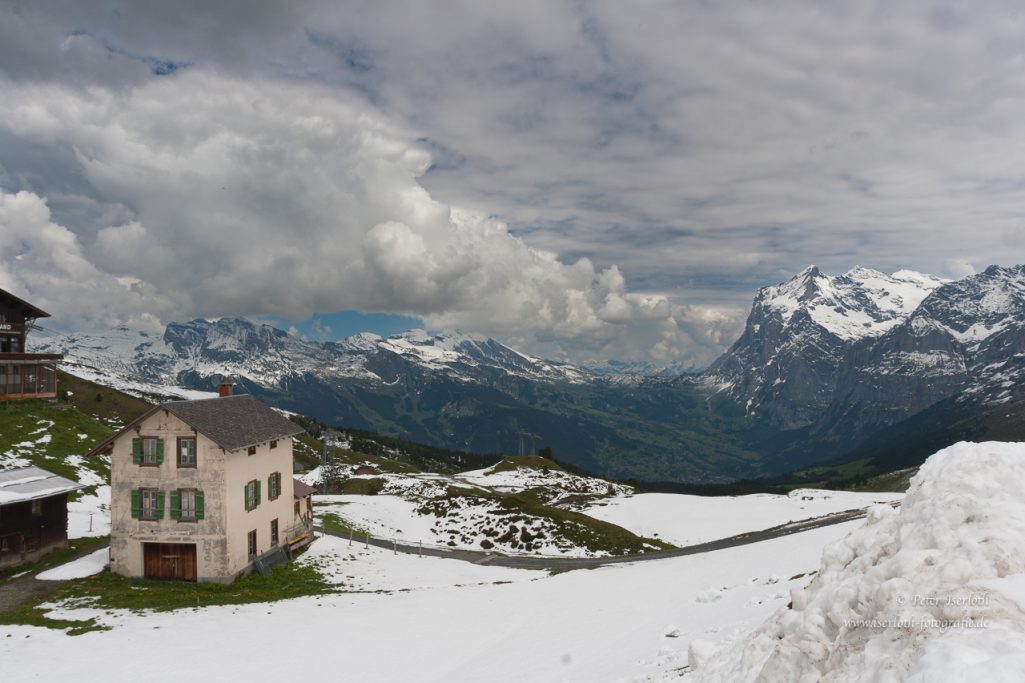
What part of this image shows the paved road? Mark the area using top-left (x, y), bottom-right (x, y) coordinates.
top-left (317, 503), bottom-right (893, 571)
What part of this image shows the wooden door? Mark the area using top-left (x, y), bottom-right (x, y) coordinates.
top-left (143, 543), bottom-right (197, 581)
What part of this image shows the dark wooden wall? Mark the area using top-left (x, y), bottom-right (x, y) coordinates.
top-left (0, 494), bottom-right (69, 561)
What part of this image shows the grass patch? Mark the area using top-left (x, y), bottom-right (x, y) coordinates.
top-left (332, 447), bottom-right (420, 475)
top-left (56, 370), bottom-right (152, 429)
top-left (319, 511), bottom-right (369, 537)
top-left (0, 557), bottom-right (332, 634)
top-left (0, 399), bottom-right (115, 492)
top-left (334, 477), bottom-right (387, 495)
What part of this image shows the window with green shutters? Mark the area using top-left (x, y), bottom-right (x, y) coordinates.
top-left (268, 472), bottom-right (281, 500)
top-left (245, 480), bottom-right (260, 510)
top-left (171, 489), bottom-right (203, 521)
top-left (133, 437), bottom-right (164, 466)
top-left (136, 488), bottom-right (162, 520)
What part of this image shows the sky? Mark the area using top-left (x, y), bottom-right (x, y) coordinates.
top-left (1, 1), bottom-right (1024, 368)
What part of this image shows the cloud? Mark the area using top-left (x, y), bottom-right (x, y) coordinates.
top-left (6, 2), bottom-right (1025, 366)
top-left (0, 70), bottom-right (713, 363)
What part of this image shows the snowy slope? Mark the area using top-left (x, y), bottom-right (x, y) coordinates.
top-left (0, 519), bottom-right (864, 683)
top-left (690, 441), bottom-right (1025, 682)
top-left (581, 489), bottom-right (902, 547)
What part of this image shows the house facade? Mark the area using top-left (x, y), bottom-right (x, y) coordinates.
top-left (90, 390), bottom-right (311, 582)
top-left (0, 466), bottom-right (84, 570)
top-left (0, 288), bottom-right (63, 401)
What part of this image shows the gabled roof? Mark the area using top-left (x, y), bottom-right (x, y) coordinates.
top-left (0, 466), bottom-right (84, 505)
top-left (0, 288), bottom-right (51, 319)
top-left (88, 394), bottom-right (305, 455)
top-left (293, 479), bottom-right (317, 498)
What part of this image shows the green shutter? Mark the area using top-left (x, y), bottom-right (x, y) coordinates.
top-left (155, 438), bottom-right (165, 465)
top-left (255, 480), bottom-right (261, 506)
top-left (131, 438), bottom-right (142, 465)
top-left (170, 490), bottom-right (180, 520)
top-left (195, 490), bottom-right (205, 520)
top-left (130, 489), bottom-right (141, 518)
top-left (244, 483), bottom-right (251, 510)
top-left (155, 491), bottom-right (165, 519)
top-left (268, 474), bottom-right (273, 500)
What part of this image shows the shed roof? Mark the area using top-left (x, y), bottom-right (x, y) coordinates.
top-left (293, 479), bottom-right (317, 498)
top-left (88, 394), bottom-right (305, 456)
top-left (0, 466), bottom-right (84, 505)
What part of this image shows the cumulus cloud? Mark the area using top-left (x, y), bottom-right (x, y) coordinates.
top-left (0, 70), bottom-right (715, 363)
top-left (7, 2), bottom-right (1024, 366)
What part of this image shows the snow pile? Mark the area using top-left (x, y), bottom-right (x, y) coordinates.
top-left (36, 547), bottom-right (109, 580)
top-left (690, 441), bottom-right (1025, 682)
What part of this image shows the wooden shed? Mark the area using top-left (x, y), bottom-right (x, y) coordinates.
top-left (0, 466), bottom-right (84, 570)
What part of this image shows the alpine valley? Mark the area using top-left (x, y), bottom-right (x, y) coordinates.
top-left (33, 264), bottom-right (1025, 485)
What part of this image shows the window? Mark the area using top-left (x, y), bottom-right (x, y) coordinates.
top-left (132, 437), bottom-right (164, 466)
top-left (247, 530), bottom-right (257, 558)
top-left (177, 437), bottom-right (197, 467)
top-left (134, 488), bottom-right (164, 520)
top-left (31, 499), bottom-right (42, 516)
top-left (247, 445), bottom-right (257, 456)
top-left (270, 519), bottom-right (279, 546)
top-left (270, 440), bottom-right (278, 449)
top-left (171, 489), bottom-right (204, 522)
top-left (244, 479), bottom-right (261, 511)
top-left (268, 472), bottom-right (282, 500)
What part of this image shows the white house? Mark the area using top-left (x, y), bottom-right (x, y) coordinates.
top-left (89, 388), bottom-right (312, 582)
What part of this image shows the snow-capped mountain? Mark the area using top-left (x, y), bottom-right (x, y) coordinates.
top-left (33, 317), bottom-right (590, 392)
top-left (832, 265), bottom-right (1025, 422)
top-left (705, 264), bottom-right (1025, 440)
top-left (704, 265), bottom-right (947, 428)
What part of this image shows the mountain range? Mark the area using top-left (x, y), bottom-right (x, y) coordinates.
top-left (33, 263), bottom-right (1025, 483)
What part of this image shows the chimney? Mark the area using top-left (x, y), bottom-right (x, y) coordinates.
top-left (218, 381), bottom-right (233, 398)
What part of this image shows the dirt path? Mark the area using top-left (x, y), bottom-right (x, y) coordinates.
top-left (0, 545), bottom-right (109, 614)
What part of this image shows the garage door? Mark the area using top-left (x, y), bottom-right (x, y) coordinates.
top-left (143, 542), bottom-right (197, 581)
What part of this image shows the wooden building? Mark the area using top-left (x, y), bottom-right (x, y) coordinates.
top-left (0, 466), bottom-right (85, 570)
top-left (0, 288), bottom-right (63, 400)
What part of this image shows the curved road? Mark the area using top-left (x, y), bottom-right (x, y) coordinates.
top-left (317, 503), bottom-right (895, 571)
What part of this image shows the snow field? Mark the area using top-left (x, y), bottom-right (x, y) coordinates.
top-left (582, 489), bottom-right (902, 547)
top-left (0, 520), bottom-right (862, 683)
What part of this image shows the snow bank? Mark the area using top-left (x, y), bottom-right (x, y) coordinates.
top-left (690, 441), bottom-right (1025, 682)
top-left (37, 547), bottom-right (109, 580)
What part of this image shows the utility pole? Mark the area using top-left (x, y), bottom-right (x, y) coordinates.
top-left (320, 442), bottom-right (331, 495)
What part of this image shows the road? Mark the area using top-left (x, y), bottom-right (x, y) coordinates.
top-left (317, 503), bottom-right (893, 571)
